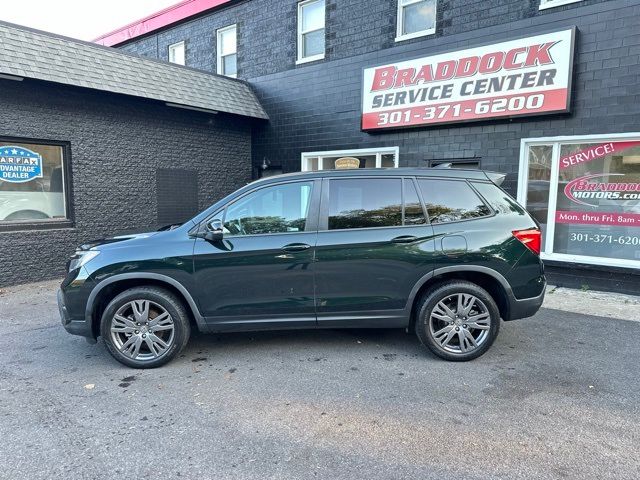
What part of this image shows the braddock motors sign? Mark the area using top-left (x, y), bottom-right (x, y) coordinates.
top-left (361, 28), bottom-right (575, 130)
top-left (0, 146), bottom-right (43, 183)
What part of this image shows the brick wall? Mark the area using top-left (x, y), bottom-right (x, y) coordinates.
top-left (0, 79), bottom-right (252, 286)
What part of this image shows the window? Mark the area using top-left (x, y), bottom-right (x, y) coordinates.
top-left (472, 182), bottom-right (527, 217)
top-left (217, 25), bottom-right (237, 78)
top-left (519, 134), bottom-right (640, 269)
top-left (404, 179), bottom-right (426, 225)
top-left (396, 0), bottom-right (437, 42)
top-left (418, 179), bottom-right (490, 224)
top-left (328, 179), bottom-right (402, 230)
top-left (297, 0), bottom-right (325, 64)
top-left (168, 41), bottom-right (185, 65)
top-left (223, 182), bottom-right (312, 236)
top-left (301, 147), bottom-right (399, 172)
top-left (0, 140), bottom-right (69, 226)
top-left (539, 0), bottom-right (583, 10)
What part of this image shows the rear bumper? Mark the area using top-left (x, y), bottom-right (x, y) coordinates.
top-left (505, 279), bottom-right (546, 321)
top-left (58, 289), bottom-right (93, 338)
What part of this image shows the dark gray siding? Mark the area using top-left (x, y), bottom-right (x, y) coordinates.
top-left (0, 79), bottom-right (252, 286)
top-left (118, 0), bottom-right (613, 79)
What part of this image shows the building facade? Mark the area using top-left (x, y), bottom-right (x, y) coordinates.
top-left (98, 0), bottom-right (640, 294)
top-left (0, 21), bottom-right (266, 286)
top-left (1, 1), bottom-right (638, 291)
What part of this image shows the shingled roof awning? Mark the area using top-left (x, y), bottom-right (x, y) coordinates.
top-left (0, 21), bottom-right (268, 120)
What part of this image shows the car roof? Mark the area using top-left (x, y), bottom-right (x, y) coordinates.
top-left (251, 167), bottom-right (500, 186)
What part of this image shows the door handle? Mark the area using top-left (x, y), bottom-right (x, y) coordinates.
top-left (391, 235), bottom-right (418, 244)
top-left (282, 243), bottom-right (311, 252)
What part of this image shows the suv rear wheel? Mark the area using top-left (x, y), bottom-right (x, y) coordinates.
top-left (100, 286), bottom-right (191, 368)
top-left (415, 281), bottom-right (500, 361)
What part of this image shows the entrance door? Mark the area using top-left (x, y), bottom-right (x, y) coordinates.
top-left (193, 180), bottom-right (319, 329)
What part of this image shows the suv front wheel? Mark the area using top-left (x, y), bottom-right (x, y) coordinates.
top-left (415, 281), bottom-right (500, 361)
top-left (100, 286), bottom-right (191, 368)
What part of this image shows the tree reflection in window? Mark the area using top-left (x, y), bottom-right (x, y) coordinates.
top-left (419, 179), bottom-right (490, 224)
top-left (328, 179), bottom-right (402, 230)
top-left (224, 182), bottom-right (312, 236)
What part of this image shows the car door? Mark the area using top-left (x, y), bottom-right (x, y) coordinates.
top-left (314, 176), bottom-right (436, 327)
top-left (192, 179), bottom-right (320, 329)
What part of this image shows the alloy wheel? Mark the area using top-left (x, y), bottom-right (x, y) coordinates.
top-left (429, 293), bottom-right (491, 354)
top-left (110, 300), bottom-right (175, 361)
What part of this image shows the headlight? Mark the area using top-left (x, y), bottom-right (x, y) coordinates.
top-left (68, 250), bottom-right (100, 271)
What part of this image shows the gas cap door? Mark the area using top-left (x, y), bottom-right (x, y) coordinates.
top-left (441, 235), bottom-right (468, 257)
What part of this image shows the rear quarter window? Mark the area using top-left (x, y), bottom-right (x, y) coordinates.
top-left (418, 179), bottom-right (490, 224)
top-left (472, 182), bottom-right (527, 216)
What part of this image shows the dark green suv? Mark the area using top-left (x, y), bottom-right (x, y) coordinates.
top-left (58, 168), bottom-right (545, 368)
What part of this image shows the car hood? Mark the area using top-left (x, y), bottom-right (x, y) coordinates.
top-left (78, 230), bottom-right (161, 251)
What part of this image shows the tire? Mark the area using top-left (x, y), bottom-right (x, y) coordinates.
top-left (100, 286), bottom-right (191, 368)
top-left (415, 281), bottom-right (500, 362)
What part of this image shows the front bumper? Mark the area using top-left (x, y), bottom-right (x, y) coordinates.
top-left (58, 289), bottom-right (93, 339)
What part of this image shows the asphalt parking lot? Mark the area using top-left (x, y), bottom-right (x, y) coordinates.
top-left (1, 280), bottom-right (638, 480)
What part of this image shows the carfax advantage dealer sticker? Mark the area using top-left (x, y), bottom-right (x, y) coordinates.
top-left (361, 28), bottom-right (575, 130)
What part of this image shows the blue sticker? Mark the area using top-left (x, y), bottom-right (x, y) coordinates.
top-left (0, 146), bottom-right (44, 183)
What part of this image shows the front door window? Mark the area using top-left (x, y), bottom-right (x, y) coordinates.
top-left (223, 181), bottom-right (313, 236)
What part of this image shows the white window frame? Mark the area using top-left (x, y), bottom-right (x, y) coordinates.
top-left (301, 147), bottom-right (400, 172)
top-left (297, 0), bottom-right (325, 65)
top-left (539, 0), bottom-right (583, 10)
top-left (518, 132), bottom-right (640, 270)
top-left (396, 0), bottom-right (437, 43)
top-left (217, 24), bottom-right (237, 78)
top-left (168, 41), bottom-right (186, 65)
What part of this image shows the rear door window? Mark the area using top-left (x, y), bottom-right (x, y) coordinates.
top-left (418, 179), bottom-right (490, 224)
top-left (328, 178), bottom-right (402, 230)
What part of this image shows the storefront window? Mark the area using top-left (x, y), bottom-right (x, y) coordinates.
top-left (526, 144), bottom-right (553, 251)
top-left (301, 147), bottom-right (399, 172)
top-left (0, 141), bottom-right (68, 224)
top-left (519, 135), bottom-right (640, 268)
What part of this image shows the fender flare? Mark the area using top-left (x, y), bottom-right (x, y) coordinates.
top-left (404, 265), bottom-right (515, 313)
top-left (84, 272), bottom-right (206, 330)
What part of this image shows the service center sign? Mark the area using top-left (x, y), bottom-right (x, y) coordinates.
top-left (362, 28), bottom-right (575, 130)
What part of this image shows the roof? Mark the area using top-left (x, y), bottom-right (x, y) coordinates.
top-left (0, 20), bottom-right (268, 120)
top-left (94, 0), bottom-right (233, 47)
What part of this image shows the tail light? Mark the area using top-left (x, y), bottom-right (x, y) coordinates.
top-left (512, 228), bottom-right (541, 256)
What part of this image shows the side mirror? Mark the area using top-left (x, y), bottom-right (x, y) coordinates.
top-left (204, 219), bottom-right (224, 242)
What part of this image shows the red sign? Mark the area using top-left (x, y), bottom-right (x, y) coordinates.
top-left (362, 29), bottom-right (575, 130)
